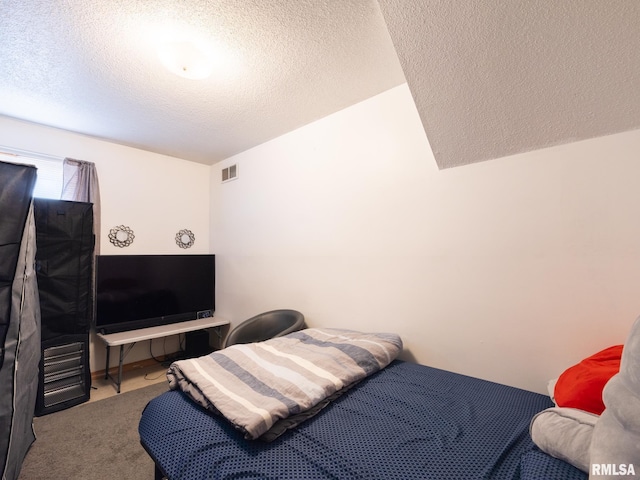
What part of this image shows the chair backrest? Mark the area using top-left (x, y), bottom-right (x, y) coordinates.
top-left (223, 309), bottom-right (305, 348)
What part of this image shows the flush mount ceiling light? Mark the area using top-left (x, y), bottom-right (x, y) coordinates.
top-left (157, 40), bottom-right (213, 80)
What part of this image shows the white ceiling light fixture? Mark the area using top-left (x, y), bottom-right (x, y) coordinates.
top-left (157, 40), bottom-right (214, 80)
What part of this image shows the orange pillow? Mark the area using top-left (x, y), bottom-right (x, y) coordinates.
top-left (554, 345), bottom-right (623, 415)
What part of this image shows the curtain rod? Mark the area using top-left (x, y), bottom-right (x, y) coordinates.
top-left (0, 145), bottom-right (64, 163)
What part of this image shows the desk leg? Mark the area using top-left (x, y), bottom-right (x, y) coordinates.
top-left (117, 345), bottom-right (124, 394)
top-left (105, 345), bottom-right (110, 379)
top-left (104, 343), bottom-right (135, 394)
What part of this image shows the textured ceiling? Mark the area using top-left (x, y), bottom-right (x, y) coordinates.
top-left (2, 1), bottom-right (640, 169)
top-left (379, 0), bottom-right (640, 168)
top-left (0, 0), bottom-right (405, 164)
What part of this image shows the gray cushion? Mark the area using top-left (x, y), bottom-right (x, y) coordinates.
top-left (530, 407), bottom-right (597, 473)
top-left (589, 316), bottom-right (640, 478)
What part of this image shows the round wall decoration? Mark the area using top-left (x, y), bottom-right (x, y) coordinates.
top-left (176, 229), bottom-right (195, 249)
top-left (108, 225), bottom-right (135, 248)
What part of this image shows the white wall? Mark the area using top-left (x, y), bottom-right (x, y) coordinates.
top-left (3, 82), bottom-right (639, 394)
top-left (210, 84), bottom-right (640, 394)
top-left (0, 116), bottom-right (211, 372)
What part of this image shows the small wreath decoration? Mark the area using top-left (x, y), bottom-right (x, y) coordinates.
top-left (176, 229), bottom-right (195, 249)
top-left (108, 225), bottom-right (135, 248)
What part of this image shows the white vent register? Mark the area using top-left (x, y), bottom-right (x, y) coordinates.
top-left (222, 164), bottom-right (238, 183)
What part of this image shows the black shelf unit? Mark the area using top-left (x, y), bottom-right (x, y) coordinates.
top-left (34, 199), bottom-right (94, 416)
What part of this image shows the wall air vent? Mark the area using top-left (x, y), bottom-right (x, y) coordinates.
top-left (221, 164), bottom-right (238, 183)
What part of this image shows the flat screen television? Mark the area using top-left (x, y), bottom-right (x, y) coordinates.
top-left (95, 254), bottom-right (215, 334)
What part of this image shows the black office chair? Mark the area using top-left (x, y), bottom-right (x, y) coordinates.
top-left (223, 309), bottom-right (305, 348)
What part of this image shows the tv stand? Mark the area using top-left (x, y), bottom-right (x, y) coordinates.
top-left (96, 317), bottom-right (229, 393)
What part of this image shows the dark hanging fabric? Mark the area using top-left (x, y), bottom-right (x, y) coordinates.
top-left (0, 161), bottom-right (37, 369)
top-left (0, 160), bottom-right (40, 480)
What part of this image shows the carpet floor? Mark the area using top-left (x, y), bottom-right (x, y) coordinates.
top-left (17, 381), bottom-right (169, 480)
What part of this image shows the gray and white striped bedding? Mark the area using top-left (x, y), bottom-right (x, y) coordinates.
top-left (167, 328), bottom-right (403, 440)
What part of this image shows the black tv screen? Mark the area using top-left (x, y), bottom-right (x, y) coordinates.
top-left (95, 254), bottom-right (215, 334)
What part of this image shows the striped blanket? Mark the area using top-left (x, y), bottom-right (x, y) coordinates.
top-left (167, 328), bottom-right (403, 440)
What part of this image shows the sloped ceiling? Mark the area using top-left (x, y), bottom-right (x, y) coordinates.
top-left (0, 1), bottom-right (405, 164)
top-left (1, 1), bottom-right (640, 168)
top-left (378, 0), bottom-right (640, 168)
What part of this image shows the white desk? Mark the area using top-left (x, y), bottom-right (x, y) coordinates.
top-left (96, 317), bottom-right (229, 393)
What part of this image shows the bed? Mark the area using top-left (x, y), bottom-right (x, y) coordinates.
top-left (138, 329), bottom-right (589, 480)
